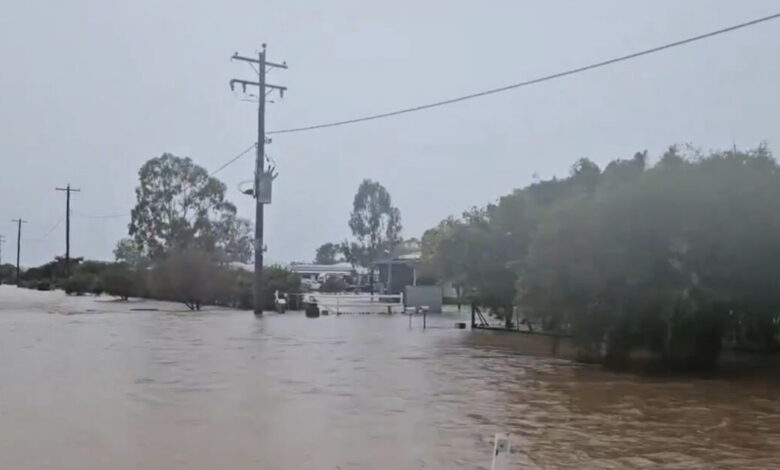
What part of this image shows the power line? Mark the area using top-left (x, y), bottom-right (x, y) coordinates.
top-left (209, 142), bottom-right (257, 176)
top-left (22, 218), bottom-right (64, 243)
top-left (40, 218), bottom-right (63, 238)
top-left (268, 12), bottom-right (780, 135)
top-left (67, 144), bottom-right (258, 221)
top-left (72, 210), bottom-right (130, 219)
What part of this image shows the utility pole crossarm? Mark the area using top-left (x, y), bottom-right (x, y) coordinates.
top-left (231, 53), bottom-right (288, 69)
top-left (230, 79), bottom-right (287, 94)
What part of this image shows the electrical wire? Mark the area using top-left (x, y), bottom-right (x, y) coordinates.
top-left (46, 13), bottom-right (780, 226)
top-left (73, 210), bottom-right (131, 219)
top-left (41, 218), bottom-right (64, 237)
top-left (68, 143), bottom-right (258, 221)
top-left (209, 142), bottom-right (257, 176)
top-left (265, 152), bottom-right (278, 167)
top-left (23, 218), bottom-right (63, 242)
top-left (267, 12), bottom-right (780, 135)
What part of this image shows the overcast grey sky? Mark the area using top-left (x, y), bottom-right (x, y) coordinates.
top-left (2, 1), bottom-right (780, 266)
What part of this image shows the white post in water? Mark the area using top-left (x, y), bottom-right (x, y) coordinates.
top-left (491, 433), bottom-right (511, 470)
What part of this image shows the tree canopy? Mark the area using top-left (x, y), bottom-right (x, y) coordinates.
top-left (125, 153), bottom-right (252, 262)
top-left (314, 242), bottom-right (342, 264)
top-left (421, 144), bottom-right (780, 370)
top-left (347, 179), bottom-right (402, 267)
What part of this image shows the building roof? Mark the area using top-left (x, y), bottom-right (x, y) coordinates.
top-left (373, 251), bottom-right (422, 265)
top-left (287, 262), bottom-right (354, 274)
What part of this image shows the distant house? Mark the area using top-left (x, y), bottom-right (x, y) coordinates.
top-left (373, 240), bottom-right (422, 295)
top-left (287, 262), bottom-right (357, 290)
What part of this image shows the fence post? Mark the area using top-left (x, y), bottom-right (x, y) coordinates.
top-left (490, 433), bottom-right (511, 470)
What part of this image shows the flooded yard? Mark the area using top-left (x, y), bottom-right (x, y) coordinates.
top-left (1, 286), bottom-right (779, 469)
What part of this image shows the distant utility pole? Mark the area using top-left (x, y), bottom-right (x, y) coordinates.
top-left (0, 234), bottom-right (5, 266)
top-left (55, 184), bottom-right (80, 274)
top-left (230, 44), bottom-right (287, 315)
top-left (11, 218), bottom-right (27, 285)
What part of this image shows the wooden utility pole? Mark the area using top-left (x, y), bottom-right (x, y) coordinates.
top-left (55, 184), bottom-right (80, 274)
top-left (0, 234), bottom-right (5, 266)
top-left (230, 44), bottom-right (287, 315)
top-left (11, 218), bottom-right (27, 285)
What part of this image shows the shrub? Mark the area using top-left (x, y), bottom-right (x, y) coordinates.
top-left (212, 265), bottom-right (302, 310)
top-left (100, 264), bottom-right (139, 301)
top-left (140, 252), bottom-right (302, 311)
top-left (62, 274), bottom-right (95, 296)
top-left (17, 280), bottom-right (36, 290)
top-left (319, 276), bottom-right (346, 293)
top-left (148, 249), bottom-right (216, 310)
top-left (260, 265), bottom-right (302, 310)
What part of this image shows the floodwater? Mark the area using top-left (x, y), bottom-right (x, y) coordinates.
top-left (1, 287), bottom-right (780, 469)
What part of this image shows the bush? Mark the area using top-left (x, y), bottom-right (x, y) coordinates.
top-left (36, 280), bottom-right (51, 291)
top-left (78, 260), bottom-right (111, 278)
top-left (127, 250), bottom-right (303, 311)
top-left (17, 280), bottom-right (33, 289)
top-left (100, 264), bottom-right (139, 300)
top-left (0, 263), bottom-right (15, 284)
top-left (62, 274), bottom-right (95, 296)
top-left (260, 265), bottom-right (302, 310)
top-left (319, 276), bottom-right (346, 293)
top-left (21, 261), bottom-right (61, 282)
top-left (148, 249), bottom-right (217, 310)
top-left (207, 265), bottom-right (302, 310)
top-left (90, 280), bottom-right (104, 296)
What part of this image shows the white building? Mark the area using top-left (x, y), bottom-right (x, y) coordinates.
top-left (287, 262), bottom-right (358, 290)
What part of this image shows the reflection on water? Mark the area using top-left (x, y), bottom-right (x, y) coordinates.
top-left (1, 298), bottom-right (779, 469)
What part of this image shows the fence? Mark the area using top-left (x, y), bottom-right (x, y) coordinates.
top-left (282, 292), bottom-right (404, 314)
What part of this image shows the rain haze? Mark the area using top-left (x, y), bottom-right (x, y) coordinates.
top-left (6, 4), bottom-right (780, 469)
top-left (2, 0), bottom-right (779, 266)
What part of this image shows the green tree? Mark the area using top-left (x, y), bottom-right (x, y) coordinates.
top-left (314, 242), bottom-right (342, 264)
top-left (339, 240), bottom-right (366, 269)
top-left (128, 153), bottom-right (251, 262)
top-left (421, 144), bottom-right (780, 371)
top-left (113, 238), bottom-right (149, 267)
top-left (347, 179), bottom-right (402, 267)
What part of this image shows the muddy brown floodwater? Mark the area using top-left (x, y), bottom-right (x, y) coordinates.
top-left (1, 287), bottom-right (780, 469)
